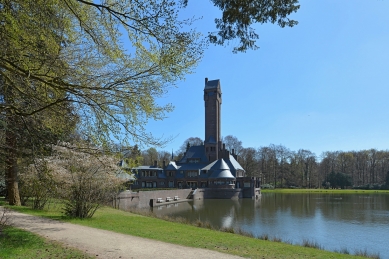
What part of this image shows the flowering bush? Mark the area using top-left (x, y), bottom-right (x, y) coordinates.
top-left (20, 145), bottom-right (127, 218)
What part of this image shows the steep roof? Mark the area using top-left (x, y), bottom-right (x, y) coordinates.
top-left (204, 79), bottom-right (220, 90)
top-left (210, 159), bottom-right (230, 171)
top-left (208, 159), bottom-right (235, 179)
top-left (178, 145), bottom-right (208, 164)
top-left (132, 165), bottom-right (163, 170)
top-left (165, 161), bottom-right (179, 170)
top-left (226, 155), bottom-right (245, 171)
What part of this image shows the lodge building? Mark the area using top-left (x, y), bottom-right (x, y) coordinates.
top-left (129, 78), bottom-right (260, 198)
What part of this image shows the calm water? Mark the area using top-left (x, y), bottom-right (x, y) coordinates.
top-left (148, 193), bottom-right (389, 258)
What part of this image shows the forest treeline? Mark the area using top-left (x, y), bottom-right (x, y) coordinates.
top-left (134, 136), bottom-right (389, 189)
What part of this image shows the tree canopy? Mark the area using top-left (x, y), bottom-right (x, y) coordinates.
top-left (0, 0), bottom-right (300, 205)
top-left (182, 0), bottom-right (300, 53)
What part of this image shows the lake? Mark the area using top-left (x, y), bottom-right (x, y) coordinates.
top-left (148, 192), bottom-right (389, 258)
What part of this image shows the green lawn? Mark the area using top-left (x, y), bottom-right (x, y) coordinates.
top-left (0, 227), bottom-right (91, 259)
top-left (3, 198), bottom-right (375, 259)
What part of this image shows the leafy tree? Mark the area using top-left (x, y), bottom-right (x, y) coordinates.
top-left (1, 0), bottom-right (301, 205)
top-left (322, 172), bottom-right (352, 189)
top-left (222, 135), bottom-right (243, 156)
top-left (1, 0), bottom-right (203, 205)
top-left (175, 137), bottom-right (203, 160)
top-left (50, 146), bottom-right (125, 218)
top-left (182, 0), bottom-right (300, 53)
top-left (239, 147), bottom-right (259, 177)
top-left (120, 144), bottom-right (143, 169)
top-left (142, 147), bottom-right (159, 166)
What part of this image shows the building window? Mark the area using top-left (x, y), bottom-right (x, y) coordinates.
top-left (160, 181), bottom-right (165, 186)
top-left (167, 171), bottom-right (174, 177)
top-left (146, 182), bottom-right (152, 188)
top-left (187, 171), bottom-right (198, 177)
top-left (141, 182), bottom-right (145, 188)
top-left (187, 158), bottom-right (200, 163)
top-left (168, 181), bottom-right (174, 188)
top-left (153, 182), bottom-right (157, 188)
top-left (187, 181), bottom-right (197, 188)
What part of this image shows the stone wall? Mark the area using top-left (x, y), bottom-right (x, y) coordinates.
top-left (114, 187), bottom-right (260, 209)
top-left (116, 189), bottom-right (193, 209)
top-left (193, 188), bottom-right (242, 200)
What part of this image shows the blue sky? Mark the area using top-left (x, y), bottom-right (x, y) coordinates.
top-left (145, 0), bottom-right (389, 157)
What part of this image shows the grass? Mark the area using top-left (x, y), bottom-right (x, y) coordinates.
top-left (3, 198), bottom-right (374, 259)
top-left (0, 227), bottom-right (91, 259)
top-left (261, 188), bottom-right (389, 194)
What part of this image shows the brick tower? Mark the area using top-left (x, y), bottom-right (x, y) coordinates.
top-left (204, 78), bottom-right (222, 162)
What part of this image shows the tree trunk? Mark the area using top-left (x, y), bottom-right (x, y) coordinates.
top-left (5, 114), bottom-right (21, 206)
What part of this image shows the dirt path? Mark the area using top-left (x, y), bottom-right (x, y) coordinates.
top-left (8, 209), bottom-right (243, 259)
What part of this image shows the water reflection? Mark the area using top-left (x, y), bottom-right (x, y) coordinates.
top-left (145, 193), bottom-right (389, 258)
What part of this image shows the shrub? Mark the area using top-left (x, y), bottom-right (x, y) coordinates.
top-left (261, 184), bottom-right (274, 189)
top-left (19, 160), bottom-right (57, 210)
top-left (49, 146), bottom-right (126, 218)
top-left (0, 207), bottom-right (12, 235)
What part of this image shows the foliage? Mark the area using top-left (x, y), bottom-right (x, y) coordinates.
top-left (1, 0), bottom-right (203, 147)
top-left (17, 145), bottom-right (128, 217)
top-left (322, 172), bottom-right (352, 189)
top-left (1, 0), bottom-right (203, 205)
top-left (0, 206), bottom-right (12, 234)
top-left (261, 184), bottom-right (274, 189)
top-left (19, 159), bottom-right (58, 209)
top-left (117, 144), bottom-right (143, 173)
top-left (173, 137), bottom-right (203, 160)
top-left (222, 135), bottom-right (243, 155)
top-left (182, 0), bottom-right (300, 53)
top-left (48, 146), bottom-right (126, 218)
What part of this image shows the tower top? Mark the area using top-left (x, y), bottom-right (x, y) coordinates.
top-left (204, 78), bottom-right (220, 90)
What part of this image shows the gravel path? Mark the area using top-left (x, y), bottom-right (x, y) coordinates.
top-left (8, 209), bottom-right (243, 259)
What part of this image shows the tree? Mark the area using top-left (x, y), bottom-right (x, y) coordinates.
top-left (175, 137), bottom-right (203, 159)
top-left (222, 135), bottom-right (243, 156)
top-left (182, 0), bottom-right (300, 53)
top-left (121, 144), bottom-right (143, 169)
top-left (1, 0), bottom-right (203, 205)
top-left (1, 0), bottom-right (301, 205)
top-left (322, 172), bottom-right (352, 189)
top-left (158, 150), bottom-right (171, 167)
top-left (275, 145), bottom-right (291, 188)
top-left (49, 146), bottom-right (125, 218)
top-left (239, 147), bottom-right (259, 177)
top-left (142, 148), bottom-right (159, 166)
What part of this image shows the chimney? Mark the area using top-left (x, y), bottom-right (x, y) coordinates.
top-left (154, 160), bottom-right (157, 167)
top-left (163, 160), bottom-right (166, 168)
top-left (232, 149), bottom-right (235, 155)
top-left (205, 77), bottom-right (208, 84)
top-left (223, 143), bottom-right (226, 150)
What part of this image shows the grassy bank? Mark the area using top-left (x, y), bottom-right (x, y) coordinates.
top-left (0, 227), bottom-right (91, 259)
top-left (261, 188), bottom-right (389, 194)
top-left (4, 199), bottom-right (376, 259)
